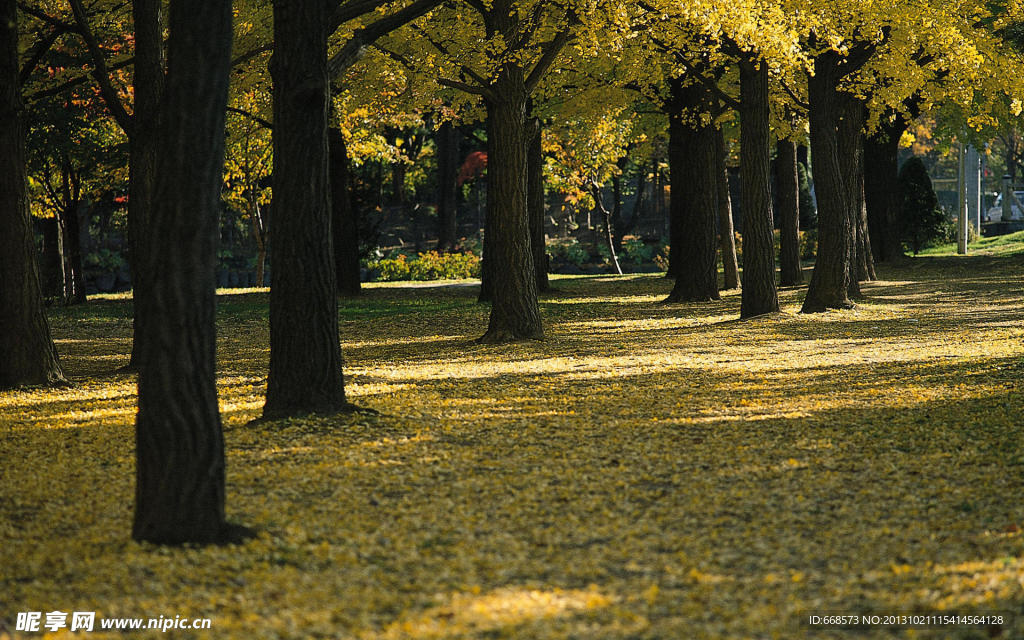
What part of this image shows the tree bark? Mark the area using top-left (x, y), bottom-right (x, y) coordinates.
top-left (0, 0), bottom-right (65, 389)
top-left (715, 127), bottom-right (741, 290)
top-left (329, 127), bottom-right (360, 297)
top-left (664, 77), bottom-right (719, 301)
top-left (864, 114), bottom-right (906, 262)
top-left (265, 0), bottom-right (348, 417)
top-left (527, 117), bottom-right (549, 292)
top-left (40, 216), bottom-right (66, 300)
top-left (802, 52), bottom-right (854, 312)
top-left (738, 59), bottom-right (779, 318)
top-left (125, 0), bottom-right (165, 370)
top-left (836, 95), bottom-right (867, 298)
top-left (436, 120), bottom-right (460, 251)
top-left (478, 76), bottom-right (543, 342)
top-left (132, 0), bottom-right (249, 545)
top-left (776, 139), bottom-right (803, 286)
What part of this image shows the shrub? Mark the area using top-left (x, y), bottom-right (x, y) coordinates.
top-left (565, 241), bottom-right (590, 266)
top-left (800, 229), bottom-right (818, 261)
top-left (898, 157), bottom-right (947, 255)
top-left (622, 236), bottom-right (654, 264)
top-left (369, 251), bottom-right (480, 282)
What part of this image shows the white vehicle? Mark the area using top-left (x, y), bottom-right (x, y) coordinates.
top-left (986, 191), bottom-right (1024, 222)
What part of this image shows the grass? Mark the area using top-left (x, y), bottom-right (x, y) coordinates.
top-left (3, 255), bottom-right (1024, 638)
top-left (914, 229), bottom-right (1024, 257)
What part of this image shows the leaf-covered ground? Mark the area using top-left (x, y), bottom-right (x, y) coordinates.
top-left (3, 252), bottom-right (1024, 639)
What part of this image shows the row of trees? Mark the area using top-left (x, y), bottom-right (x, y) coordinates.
top-left (3, 0), bottom-right (1024, 544)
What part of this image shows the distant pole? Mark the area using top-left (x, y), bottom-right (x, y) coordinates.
top-left (958, 137), bottom-right (967, 255)
top-left (967, 145), bottom-right (981, 234)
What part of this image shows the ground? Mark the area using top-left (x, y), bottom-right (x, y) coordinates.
top-left (2, 246), bottom-right (1024, 639)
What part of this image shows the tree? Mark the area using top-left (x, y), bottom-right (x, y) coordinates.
top-left (264, 0), bottom-right (346, 418)
top-left (716, 126), bottom-right (741, 290)
top-left (264, 0), bottom-right (441, 417)
top-left (131, 0), bottom-right (252, 545)
top-left (897, 156), bottom-right (946, 255)
top-left (776, 138), bottom-right (803, 286)
top-left (0, 0), bottom-right (65, 389)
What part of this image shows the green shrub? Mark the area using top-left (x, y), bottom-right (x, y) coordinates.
top-left (369, 251), bottom-right (480, 282)
top-left (898, 157), bottom-right (947, 255)
top-left (565, 242), bottom-right (590, 266)
top-left (622, 236), bottom-right (654, 264)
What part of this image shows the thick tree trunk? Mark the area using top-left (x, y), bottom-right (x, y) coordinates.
top-left (854, 146), bottom-right (876, 281)
top-left (527, 118), bottom-right (549, 292)
top-left (836, 95), bottom-right (867, 299)
top-left (0, 0), bottom-right (65, 388)
top-left (664, 78), bottom-right (719, 301)
top-left (132, 0), bottom-right (249, 545)
top-left (715, 127), bottom-right (740, 290)
top-left (479, 77), bottom-right (543, 342)
top-left (738, 60), bottom-right (779, 318)
top-left (125, 0), bottom-right (165, 370)
top-left (802, 53), bottom-right (854, 312)
top-left (436, 121), bottom-right (460, 251)
top-left (329, 128), bottom-right (360, 297)
top-left (864, 115), bottom-right (906, 262)
top-left (777, 139), bottom-right (803, 286)
top-left (265, 0), bottom-right (348, 417)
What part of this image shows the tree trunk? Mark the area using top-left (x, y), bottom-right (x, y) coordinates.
top-left (125, 0), bottom-right (165, 370)
top-left (329, 127), bottom-right (360, 297)
top-left (436, 120), bottom-right (460, 251)
top-left (864, 114), bottom-right (906, 262)
top-left (132, 0), bottom-right (249, 545)
top-left (478, 77), bottom-right (543, 342)
top-left (664, 77), bottom-right (720, 301)
top-left (0, 0), bottom-right (65, 388)
top-left (592, 184), bottom-right (623, 275)
top-left (776, 139), bottom-right (802, 286)
top-left (802, 52), bottom-right (854, 312)
top-left (854, 142), bottom-right (876, 281)
top-left (265, 0), bottom-right (348, 417)
top-left (40, 216), bottom-right (66, 300)
top-left (738, 59), bottom-right (779, 318)
top-left (837, 95), bottom-right (866, 299)
top-left (527, 117), bottom-right (549, 292)
top-left (716, 127), bottom-right (741, 290)
top-left (60, 200), bottom-right (87, 304)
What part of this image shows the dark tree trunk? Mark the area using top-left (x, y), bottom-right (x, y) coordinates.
top-left (864, 114), bottom-right (906, 262)
top-left (265, 0), bottom-right (348, 417)
top-left (715, 127), bottom-right (740, 290)
top-left (738, 59), bottom-right (779, 317)
top-left (436, 120), bottom-right (460, 251)
top-left (126, 0), bottom-right (165, 370)
top-left (0, 0), bottom-right (64, 388)
top-left (478, 77), bottom-right (543, 342)
top-left (329, 128), bottom-right (360, 297)
top-left (854, 143), bottom-right (875, 281)
top-left (527, 117), bottom-right (549, 292)
top-left (59, 199), bottom-right (86, 304)
top-left (836, 95), bottom-right (866, 299)
top-left (776, 139), bottom-right (803, 286)
top-left (664, 77), bottom-right (719, 300)
top-left (132, 0), bottom-right (249, 545)
top-left (802, 52), bottom-right (854, 312)
top-left (628, 162), bottom-right (646, 235)
top-left (40, 216), bottom-right (65, 300)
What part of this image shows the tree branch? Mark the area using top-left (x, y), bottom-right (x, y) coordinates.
top-left (19, 27), bottom-right (63, 87)
top-left (524, 20), bottom-right (574, 94)
top-left (68, 0), bottom-right (132, 132)
top-left (226, 106), bottom-right (273, 130)
top-left (328, 0), bottom-right (442, 79)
